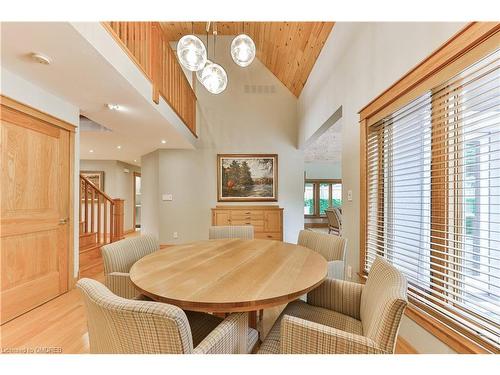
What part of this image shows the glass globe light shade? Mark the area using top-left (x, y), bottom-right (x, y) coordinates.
top-left (199, 62), bottom-right (227, 94)
top-left (196, 60), bottom-right (213, 83)
top-left (230, 34), bottom-right (256, 67)
top-left (176, 35), bottom-right (207, 72)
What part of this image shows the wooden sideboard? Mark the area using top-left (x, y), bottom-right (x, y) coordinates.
top-left (211, 205), bottom-right (284, 241)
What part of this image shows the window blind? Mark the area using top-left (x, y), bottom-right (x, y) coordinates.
top-left (365, 48), bottom-right (500, 348)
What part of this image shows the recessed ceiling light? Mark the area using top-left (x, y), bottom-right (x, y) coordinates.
top-left (134, 159), bottom-right (137, 162)
top-left (89, 149), bottom-right (94, 153)
top-left (106, 103), bottom-right (121, 111)
top-left (31, 52), bottom-right (52, 65)
top-left (117, 145), bottom-right (122, 149)
top-left (161, 140), bottom-right (167, 144)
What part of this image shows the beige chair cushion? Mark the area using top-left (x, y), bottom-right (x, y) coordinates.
top-left (186, 311), bottom-right (258, 353)
top-left (209, 226), bottom-right (254, 240)
top-left (360, 256), bottom-right (408, 353)
top-left (101, 234), bottom-right (159, 274)
top-left (78, 277), bottom-right (193, 354)
top-left (297, 230), bottom-right (346, 263)
top-left (78, 278), bottom-right (255, 354)
top-left (258, 300), bottom-right (363, 354)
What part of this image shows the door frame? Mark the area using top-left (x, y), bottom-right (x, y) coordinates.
top-left (1, 95), bottom-right (77, 290)
top-left (133, 171), bottom-right (141, 230)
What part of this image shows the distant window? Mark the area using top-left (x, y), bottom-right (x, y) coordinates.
top-left (304, 183), bottom-right (315, 215)
top-left (304, 179), bottom-right (342, 217)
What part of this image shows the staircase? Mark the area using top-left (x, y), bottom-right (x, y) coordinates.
top-left (79, 175), bottom-right (124, 278)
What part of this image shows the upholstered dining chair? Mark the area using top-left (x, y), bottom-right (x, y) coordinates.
top-left (333, 207), bottom-right (342, 234)
top-left (258, 256), bottom-right (408, 354)
top-left (209, 225), bottom-right (254, 240)
top-left (77, 278), bottom-right (256, 354)
top-left (325, 209), bottom-right (341, 235)
top-left (101, 234), bottom-right (159, 299)
top-left (298, 230), bottom-right (347, 279)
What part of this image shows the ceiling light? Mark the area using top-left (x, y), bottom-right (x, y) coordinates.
top-left (199, 62), bottom-right (227, 94)
top-left (177, 34), bottom-right (207, 72)
top-left (106, 103), bottom-right (121, 111)
top-left (117, 145), bottom-right (122, 149)
top-left (89, 149), bottom-right (94, 153)
top-left (161, 140), bottom-right (167, 144)
top-left (231, 34), bottom-right (256, 67)
top-left (196, 59), bottom-right (212, 83)
top-left (31, 52), bottom-right (52, 65)
top-left (134, 159), bottom-right (137, 162)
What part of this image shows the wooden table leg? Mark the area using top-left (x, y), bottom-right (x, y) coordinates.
top-left (249, 310), bottom-right (257, 329)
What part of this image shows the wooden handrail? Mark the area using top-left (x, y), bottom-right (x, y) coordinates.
top-left (80, 174), bottom-right (114, 202)
top-left (79, 175), bottom-right (124, 245)
top-left (102, 21), bottom-right (197, 137)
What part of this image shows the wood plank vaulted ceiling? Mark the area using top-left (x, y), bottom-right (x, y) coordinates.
top-left (160, 22), bottom-right (334, 97)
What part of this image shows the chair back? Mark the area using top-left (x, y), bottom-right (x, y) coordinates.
top-left (209, 226), bottom-right (254, 240)
top-left (77, 278), bottom-right (193, 354)
top-left (297, 230), bottom-right (346, 262)
top-left (360, 256), bottom-right (408, 353)
top-left (325, 209), bottom-right (340, 229)
top-left (101, 234), bottom-right (159, 274)
top-left (333, 208), bottom-right (342, 226)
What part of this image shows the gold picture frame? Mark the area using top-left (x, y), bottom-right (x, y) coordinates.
top-left (217, 154), bottom-right (278, 202)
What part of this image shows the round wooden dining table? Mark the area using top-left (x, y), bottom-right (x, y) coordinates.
top-left (129, 239), bottom-right (327, 327)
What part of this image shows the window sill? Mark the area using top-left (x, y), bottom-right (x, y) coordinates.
top-left (357, 272), bottom-right (495, 353)
top-left (404, 302), bottom-right (495, 354)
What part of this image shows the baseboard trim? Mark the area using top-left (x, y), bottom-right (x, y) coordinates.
top-left (396, 337), bottom-right (418, 354)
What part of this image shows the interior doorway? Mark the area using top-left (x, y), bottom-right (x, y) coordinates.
top-left (133, 172), bottom-right (141, 231)
top-left (303, 106), bottom-right (343, 232)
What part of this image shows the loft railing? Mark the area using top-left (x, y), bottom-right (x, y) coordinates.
top-left (103, 22), bottom-right (197, 137)
top-left (80, 174), bottom-right (124, 244)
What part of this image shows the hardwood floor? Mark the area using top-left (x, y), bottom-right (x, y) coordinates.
top-left (0, 267), bottom-right (416, 354)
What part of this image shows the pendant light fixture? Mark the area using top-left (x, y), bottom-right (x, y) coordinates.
top-left (199, 22), bottom-right (227, 95)
top-left (196, 23), bottom-right (213, 83)
top-left (176, 22), bottom-right (207, 72)
top-left (230, 22), bottom-right (256, 67)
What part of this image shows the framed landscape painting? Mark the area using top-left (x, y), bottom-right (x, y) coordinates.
top-left (217, 154), bottom-right (278, 202)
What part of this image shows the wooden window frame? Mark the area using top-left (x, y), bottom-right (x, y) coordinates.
top-left (304, 179), bottom-right (342, 218)
top-left (358, 22), bottom-right (500, 354)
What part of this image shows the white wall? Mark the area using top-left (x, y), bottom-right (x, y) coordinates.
top-left (1, 68), bottom-right (81, 277)
top-left (80, 159), bottom-right (140, 231)
top-left (298, 22), bottom-right (466, 353)
top-left (305, 161), bottom-right (341, 179)
top-left (142, 36), bottom-right (303, 244)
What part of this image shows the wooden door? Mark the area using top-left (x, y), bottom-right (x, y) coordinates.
top-left (1, 99), bottom-right (72, 324)
top-left (264, 210), bottom-right (281, 232)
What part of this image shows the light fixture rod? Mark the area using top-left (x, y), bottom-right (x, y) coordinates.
top-left (213, 22), bottom-right (216, 59)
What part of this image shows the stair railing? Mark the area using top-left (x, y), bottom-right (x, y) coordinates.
top-left (80, 174), bottom-right (124, 245)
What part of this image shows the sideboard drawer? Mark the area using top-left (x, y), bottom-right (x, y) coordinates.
top-left (212, 206), bottom-right (283, 241)
top-left (231, 211), bottom-right (264, 220)
top-left (255, 232), bottom-right (282, 241)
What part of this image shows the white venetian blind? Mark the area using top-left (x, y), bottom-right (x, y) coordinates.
top-left (365, 48), bottom-right (500, 348)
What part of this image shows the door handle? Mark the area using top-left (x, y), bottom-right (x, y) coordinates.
top-left (59, 218), bottom-right (69, 225)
